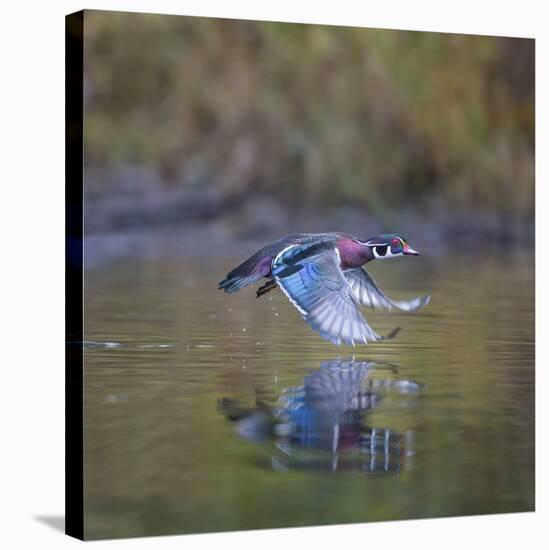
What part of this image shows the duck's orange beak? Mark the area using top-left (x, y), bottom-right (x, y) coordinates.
top-left (403, 244), bottom-right (419, 256)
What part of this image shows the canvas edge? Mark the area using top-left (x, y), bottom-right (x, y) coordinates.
top-left (65, 9), bottom-right (84, 541)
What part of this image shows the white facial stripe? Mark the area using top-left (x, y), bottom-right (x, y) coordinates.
top-left (372, 246), bottom-right (403, 260)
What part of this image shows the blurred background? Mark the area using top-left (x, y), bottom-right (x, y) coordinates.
top-left (83, 11), bottom-right (534, 260)
top-left (80, 12), bottom-right (534, 539)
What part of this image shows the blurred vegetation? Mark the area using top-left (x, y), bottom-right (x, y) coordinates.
top-left (83, 11), bottom-right (534, 233)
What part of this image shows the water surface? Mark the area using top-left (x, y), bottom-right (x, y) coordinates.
top-left (83, 249), bottom-right (534, 539)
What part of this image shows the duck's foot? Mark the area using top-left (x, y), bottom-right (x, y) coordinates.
top-left (382, 326), bottom-right (401, 340)
top-left (256, 279), bottom-right (278, 298)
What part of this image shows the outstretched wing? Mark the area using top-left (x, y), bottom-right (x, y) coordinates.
top-left (344, 268), bottom-right (430, 312)
top-left (273, 244), bottom-right (383, 346)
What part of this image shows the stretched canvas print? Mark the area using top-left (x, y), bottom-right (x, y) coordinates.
top-left (66, 9), bottom-right (535, 541)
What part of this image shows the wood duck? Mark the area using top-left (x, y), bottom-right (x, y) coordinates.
top-left (219, 232), bottom-right (430, 346)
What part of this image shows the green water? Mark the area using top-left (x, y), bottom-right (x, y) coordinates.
top-left (83, 248), bottom-right (534, 539)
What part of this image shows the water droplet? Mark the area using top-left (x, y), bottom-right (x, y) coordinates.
top-left (242, 328), bottom-right (246, 332)
top-left (275, 313), bottom-right (279, 317)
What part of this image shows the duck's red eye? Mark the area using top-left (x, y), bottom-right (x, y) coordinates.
top-left (392, 239), bottom-right (399, 246)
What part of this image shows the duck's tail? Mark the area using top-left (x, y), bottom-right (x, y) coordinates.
top-left (219, 272), bottom-right (261, 293)
top-left (219, 254), bottom-right (273, 294)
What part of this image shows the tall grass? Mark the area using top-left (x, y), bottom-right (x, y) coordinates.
top-left (84, 12), bottom-right (534, 225)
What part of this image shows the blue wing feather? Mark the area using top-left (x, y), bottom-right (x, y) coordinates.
top-left (273, 245), bottom-right (382, 346)
top-left (344, 268), bottom-right (430, 312)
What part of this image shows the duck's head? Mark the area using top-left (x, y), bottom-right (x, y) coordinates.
top-left (363, 234), bottom-right (419, 260)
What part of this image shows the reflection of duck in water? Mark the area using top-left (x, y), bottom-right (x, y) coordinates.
top-left (219, 359), bottom-right (425, 473)
top-left (219, 233), bottom-right (430, 345)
